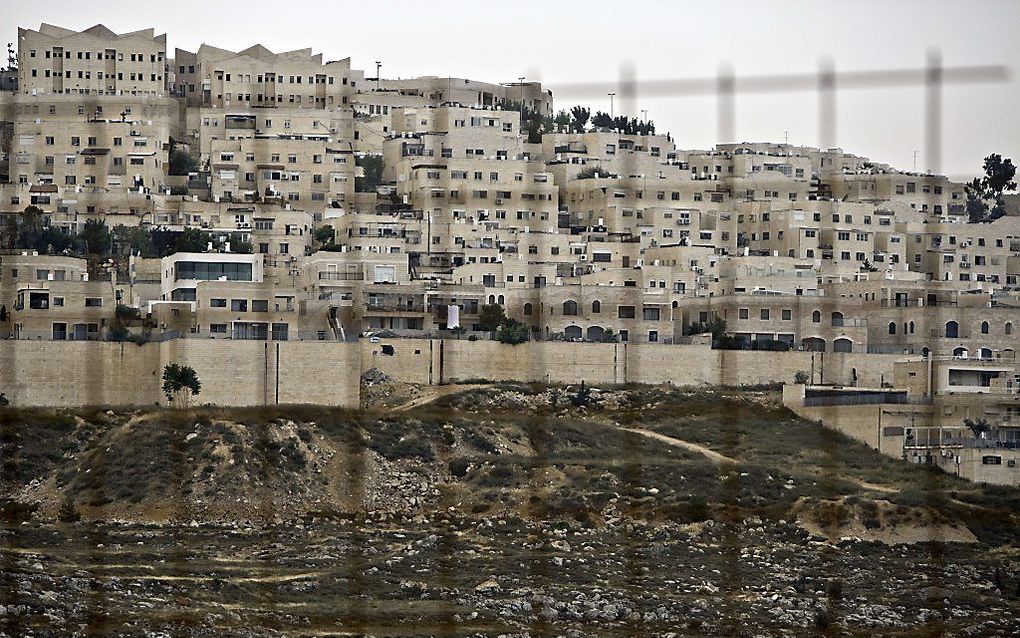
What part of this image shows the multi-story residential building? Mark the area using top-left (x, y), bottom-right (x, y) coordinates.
top-left (18, 24), bottom-right (167, 97)
top-left (173, 44), bottom-right (352, 110)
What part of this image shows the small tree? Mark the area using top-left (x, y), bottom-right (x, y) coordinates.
top-left (162, 363), bottom-right (201, 407)
top-left (355, 155), bottom-right (384, 192)
top-left (496, 318), bottom-right (529, 345)
top-left (966, 154), bottom-right (1017, 223)
top-left (794, 370), bottom-right (810, 385)
top-left (478, 304), bottom-right (507, 332)
top-left (313, 225), bottom-right (336, 245)
top-left (172, 227), bottom-right (208, 254)
top-left (964, 417), bottom-right (991, 439)
top-left (168, 149), bottom-right (198, 176)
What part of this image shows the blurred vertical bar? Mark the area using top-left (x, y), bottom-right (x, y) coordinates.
top-left (819, 57), bottom-right (836, 150)
top-left (926, 49), bottom-right (943, 175)
top-left (717, 64), bottom-right (735, 144)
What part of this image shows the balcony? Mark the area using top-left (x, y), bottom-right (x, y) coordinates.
top-left (319, 271), bottom-right (364, 281)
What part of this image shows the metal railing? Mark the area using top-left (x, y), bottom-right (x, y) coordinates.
top-left (803, 392), bottom-right (933, 407)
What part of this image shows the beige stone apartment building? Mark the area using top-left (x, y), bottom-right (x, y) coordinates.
top-left (18, 24), bottom-right (167, 97)
top-left (173, 45), bottom-right (352, 110)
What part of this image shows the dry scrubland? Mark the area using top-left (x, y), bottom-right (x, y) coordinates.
top-left (2, 380), bottom-right (1020, 637)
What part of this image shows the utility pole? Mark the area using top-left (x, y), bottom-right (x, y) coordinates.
top-left (608, 92), bottom-right (616, 119)
top-left (518, 76), bottom-right (525, 113)
top-left (375, 61), bottom-right (381, 90)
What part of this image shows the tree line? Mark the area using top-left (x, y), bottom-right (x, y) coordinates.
top-left (2, 205), bottom-right (252, 260)
top-left (504, 102), bottom-right (659, 144)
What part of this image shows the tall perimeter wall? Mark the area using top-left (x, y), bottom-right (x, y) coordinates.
top-left (0, 340), bottom-right (359, 408)
top-left (1, 338), bottom-right (902, 408)
top-left (360, 340), bottom-right (902, 389)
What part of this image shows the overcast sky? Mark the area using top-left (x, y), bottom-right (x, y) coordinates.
top-left (5, 0), bottom-right (1017, 179)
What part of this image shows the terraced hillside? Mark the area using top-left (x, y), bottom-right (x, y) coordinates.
top-left (1, 384), bottom-right (1019, 637)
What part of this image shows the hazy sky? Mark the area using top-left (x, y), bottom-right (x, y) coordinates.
top-left (4, 0), bottom-right (1017, 179)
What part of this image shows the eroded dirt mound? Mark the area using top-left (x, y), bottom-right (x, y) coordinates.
top-left (791, 496), bottom-right (977, 544)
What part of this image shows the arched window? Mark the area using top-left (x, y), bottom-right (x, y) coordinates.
top-left (487, 294), bottom-right (495, 304)
top-left (1007, 322), bottom-right (1014, 335)
top-left (945, 321), bottom-right (959, 338)
top-left (833, 338), bottom-right (853, 353)
top-left (802, 337), bottom-right (826, 352)
top-left (564, 325), bottom-right (582, 340)
top-left (909, 321), bottom-right (915, 334)
top-left (497, 295), bottom-right (505, 305)
top-left (953, 346), bottom-right (968, 358)
top-left (812, 310), bottom-right (821, 323)
top-left (981, 321), bottom-right (989, 335)
top-left (591, 300), bottom-right (601, 314)
top-left (562, 300), bottom-right (579, 316)
top-left (523, 303), bottom-right (533, 316)
top-left (979, 347), bottom-right (993, 360)
top-left (831, 312), bottom-right (844, 327)
top-left (888, 322), bottom-right (896, 335)
top-left (922, 346), bottom-right (930, 358)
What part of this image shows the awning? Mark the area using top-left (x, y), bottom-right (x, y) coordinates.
top-left (257, 164), bottom-right (285, 170)
top-left (29, 184), bottom-right (58, 193)
top-left (80, 148), bottom-right (110, 155)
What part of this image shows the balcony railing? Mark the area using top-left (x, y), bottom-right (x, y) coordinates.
top-left (319, 272), bottom-right (364, 281)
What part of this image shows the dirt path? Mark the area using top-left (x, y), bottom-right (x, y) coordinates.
top-left (391, 384), bottom-right (488, 412)
top-left (620, 427), bottom-right (739, 464)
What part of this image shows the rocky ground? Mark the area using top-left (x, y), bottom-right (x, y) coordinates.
top-left (2, 383), bottom-right (1020, 636)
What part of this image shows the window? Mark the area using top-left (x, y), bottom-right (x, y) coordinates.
top-left (738, 308), bottom-right (749, 320)
top-left (252, 300), bottom-right (269, 312)
top-left (760, 308), bottom-right (770, 320)
top-left (591, 300), bottom-right (601, 313)
top-left (643, 307), bottom-right (660, 321)
top-left (618, 306), bottom-right (635, 319)
top-left (84, 298), bottom-right (103, 307)
top-left (210, 323), bottom-right (228, 334)
top-left (271, 323), bottom-right (289, 341)
top-left (562, 300), bottom-right (578, 316)
top-left (782, 309), bottom-right (792, 321)
top-left (210, 298), bottom-right (227, 308)
top-left (231, 299), bottom-right (248, 312)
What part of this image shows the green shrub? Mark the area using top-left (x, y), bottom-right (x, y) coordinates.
top-left (57, 494), bottom-right (81, 523)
